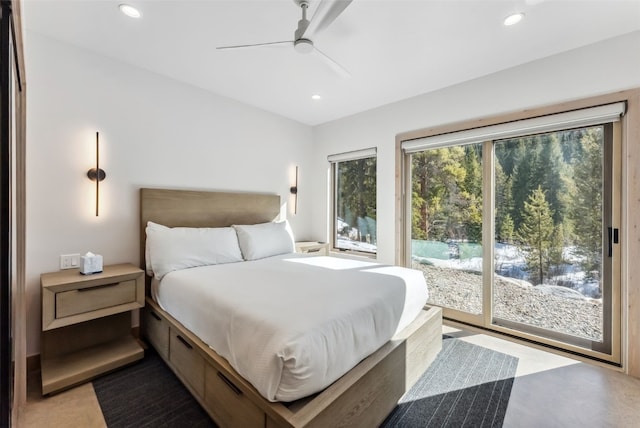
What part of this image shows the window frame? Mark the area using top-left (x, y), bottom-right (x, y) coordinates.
top-left (396, 97), bottom-right (630, 365)
top-left (329, 148), bottom-right (378, 258)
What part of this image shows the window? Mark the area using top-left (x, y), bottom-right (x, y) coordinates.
top-left (400, 102), bottom-right (625, 363)
top-left (329, 148), bottom-right (377, 255)
top-left (410, 143), bottom-right (484, 314)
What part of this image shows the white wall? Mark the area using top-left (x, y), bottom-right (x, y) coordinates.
top-left (25, 32), bottom-right (313, 356)
top-left (25, 29), bottom-right (640, 357)
top-left (311, 31), bottom-right (640, 264)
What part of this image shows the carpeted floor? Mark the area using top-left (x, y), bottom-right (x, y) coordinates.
top-left (382, 335), bottom-right (518, 428)
top-left (93, 350), bottom-right (216, 428)
top-left (94, 335), bottom-right (518, 427)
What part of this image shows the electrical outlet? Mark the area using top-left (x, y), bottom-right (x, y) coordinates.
top-left (60, 253), bottom-right (80, 270)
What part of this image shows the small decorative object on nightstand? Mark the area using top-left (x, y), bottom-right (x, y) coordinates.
top-left (295, 241), bottom-right (329, 256)
top-left (79, 251), bottom-right (103, 275)
top-left (40, 263), bottom-right (145, 395)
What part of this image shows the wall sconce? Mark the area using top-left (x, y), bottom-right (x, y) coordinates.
top-left (290, 166), bottom-right (298, 215)
top-left (87, 131), bottom-right (106, 216)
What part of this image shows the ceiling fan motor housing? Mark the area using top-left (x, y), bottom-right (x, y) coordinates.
top-left (294, 38), bottom-right (314, 54)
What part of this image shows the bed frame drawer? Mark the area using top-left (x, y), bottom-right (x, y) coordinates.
top-left (169, 329), bottom-right (205, 397)
top-left (205, 364), bottom-right (264, 428)
top-left (56, 279), bottom-right (137, 319)
top-left (144, 308), bottom-right (169, 359)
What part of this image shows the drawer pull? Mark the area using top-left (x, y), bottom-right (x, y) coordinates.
top-left (307, 248), bottom-right (320, 253)
top-left (77, 282), bottom-right (119, 292)
top-left (217, 372), bottom-right (242, 396)
top-left (150, 311), bottom-right (161, 321)
top-left (176, 335), bottom-right (193, 349)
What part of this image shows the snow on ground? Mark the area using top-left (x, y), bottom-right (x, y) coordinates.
top-left (412, 240), bottom-right (602, 299)
top-left (335, 236), bottom-right (377, 253)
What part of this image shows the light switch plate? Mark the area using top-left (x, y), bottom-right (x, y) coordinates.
top-left (60, 254), bottom-right (80, 270)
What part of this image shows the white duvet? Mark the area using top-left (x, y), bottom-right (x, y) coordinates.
top-left (152, 254), bottom-right (428, 402)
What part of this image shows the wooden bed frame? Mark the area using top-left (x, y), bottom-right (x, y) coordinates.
top-left (139, 188), bottom-right (442, 428)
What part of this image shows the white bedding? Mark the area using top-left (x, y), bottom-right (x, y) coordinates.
top-left (152, 254), bottom-right (428, 402)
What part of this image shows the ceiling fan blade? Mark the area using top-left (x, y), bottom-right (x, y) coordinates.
top-left (303, 0), bottom-right (353, 39)
top-left (217, 41), bottom-right (292, 50)
top-left (312, 46), bottom-right (351, 79)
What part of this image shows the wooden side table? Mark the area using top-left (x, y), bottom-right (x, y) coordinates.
top-left (40, 263), bottom-right (145, 394)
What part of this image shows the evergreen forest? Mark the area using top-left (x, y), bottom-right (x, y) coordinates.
top-left (411, 125), bottom-right (605, 289)
top-left (335, 157), bottom-right (377, 247)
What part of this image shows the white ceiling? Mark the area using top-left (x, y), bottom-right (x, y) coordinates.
top-left (23, 0), bottom-right (640, 125)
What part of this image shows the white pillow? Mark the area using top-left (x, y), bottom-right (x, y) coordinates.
top-left (145, 221), bottom-right (168, 276)
top-left (145, 221), bottom-right (243, 279)
top-left (233, 220), bottom-right (295, 261)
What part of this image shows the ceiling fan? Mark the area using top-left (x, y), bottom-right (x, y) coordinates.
top-left (217, 0), bottom-right (353, 78)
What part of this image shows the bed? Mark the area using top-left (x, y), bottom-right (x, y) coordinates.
top-left (140, 188), bottom-right (442, 427)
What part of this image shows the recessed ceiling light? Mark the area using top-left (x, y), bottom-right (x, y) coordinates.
top-left (119, 4), bottom-right (141, 19)
top-left (504, 12), bottom-right (524, 26)
top-left (311, 94), bottom-right (322, 101)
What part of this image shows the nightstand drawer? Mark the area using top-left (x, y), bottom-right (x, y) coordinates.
top-left (42, 264), bottom-right (145, 331)
top-left (56, 279), bottom-right (137, 319)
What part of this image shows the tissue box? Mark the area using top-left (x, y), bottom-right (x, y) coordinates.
top-left (80, 253), bottom-right (103, 275)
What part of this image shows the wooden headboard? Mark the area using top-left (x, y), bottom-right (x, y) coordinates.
top-left (139, 188), bottom-right (281, 273)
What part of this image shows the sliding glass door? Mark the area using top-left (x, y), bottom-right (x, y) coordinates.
top-left (491, 125), bottom-right (615, 353)
top-left (403, 105), bottom-right (622, 362)
top-left (410, 144), bottom-right (484, 322)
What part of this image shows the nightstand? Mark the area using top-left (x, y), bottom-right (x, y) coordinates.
top-left (295, 241), bottom-right (329, 256)
top-left (40, 263), bottom-right (145, 395)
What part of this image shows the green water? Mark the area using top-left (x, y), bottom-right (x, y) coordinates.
top-left (412, 240), bottom-right (482, 260)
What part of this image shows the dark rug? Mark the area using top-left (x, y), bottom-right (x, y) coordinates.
top-left (94, 336), bottom-right (517, 428)
top-left (382, 335), bottom-right (518, 428)
top-left (93, 349), bottom-right (215, 428)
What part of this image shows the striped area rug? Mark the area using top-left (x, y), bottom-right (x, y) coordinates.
top-left (382, 335), bottom-right (518, 427)
top-left (94, 336), bottom-right (517, 427)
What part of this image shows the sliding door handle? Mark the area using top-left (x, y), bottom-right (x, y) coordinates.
top-left (608, 227), bottom-right (619, 257)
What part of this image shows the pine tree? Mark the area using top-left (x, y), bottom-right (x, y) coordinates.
top-left (495, 160), bottom-right (514, 242)
top-left (549, 223), bottom-right (565, 274)
top-left (462, 145), bottom-right (482, 196)
top-left (517, 186), bottom-right (555, 285)
top-left (499, 213), bottom-right (515, 244)
top-left (459, 145), bottom-right (483, 243)
top-left (495, 138), bottom-right (520, 177)
top-left (571, 127), bottom-right (604, 281)
top-left (410, 147), bottom-right (467, 241)
top-left (509, 138), bottom-right (540, 231)
top-left (337, 157), bottom-right (377, 242)
top-left (411, 152), bottom-right (432, 240)
top-left (538, 134), bottom-right (570, 226)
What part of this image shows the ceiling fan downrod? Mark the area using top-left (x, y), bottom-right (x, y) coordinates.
top-left (294, 0), bottom-right (314, 53)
